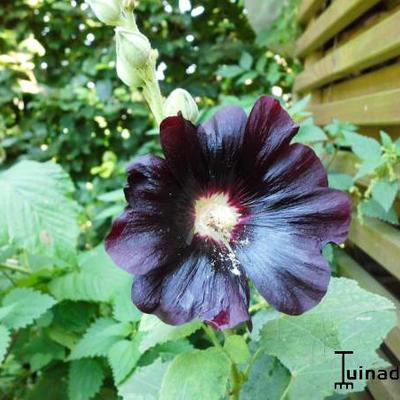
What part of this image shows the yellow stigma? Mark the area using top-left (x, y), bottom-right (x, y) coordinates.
top-left (194, 193), bottom-right (240, 244)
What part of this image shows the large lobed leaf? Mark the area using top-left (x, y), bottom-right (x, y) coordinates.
top-left (159, 348), bottom-right (231, 400)
top-left (258, 278), bottom-right (396, 399)
top-left (0, 160), bottom-right (81, 262)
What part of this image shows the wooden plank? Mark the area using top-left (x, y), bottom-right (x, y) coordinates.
top-left (336, 251), bottom-right (400, 360)
top-left (349, 218), bottom-right (400, 281)
top-left (294, 9), bottom-right (400, 92)
top-left (368, 373), bottom-right (400, 400)
top-left (296, 0), bottom-right (380, 57)
top-left (309, 89), bottom-right (400, 126)
top-left (298, 0), bottom-right (325, 24)
top-left (322, 63), bottom-right (400, 103)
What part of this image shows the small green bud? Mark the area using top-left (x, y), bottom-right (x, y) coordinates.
top-left (87, 0), bottom-right (121, 26)
top-left (116, 57), bottom-right (143, 88)
top-left (164, 89), bottom-right (199, 123)
top-left (115, 28), bottom-right (152, 70)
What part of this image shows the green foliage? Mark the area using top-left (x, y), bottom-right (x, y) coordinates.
top-left (108, 338), bottom-right (141, 384)
top-left (223, 335), bottom-right (250, 364)
top-left (0, 160), bottom-right (80, 263)
top-left (138, 315), bottom-right (202, 353)
top-left (70, 318), bottom-right (131, 360)
top-left (0, 1), bottom-right (398, 399)
top-left (241, 354), bottom-right (290, 400)
top-left (0, 325), bottom-right (11, 365)
top-left (0, 288), bottom-right (56, 330)
top-left (159, 348), bottom-right (231, 400)
top-left (68, 359), bottom-right (105, 400)
top-left (258, 278), bottom-right (396, 399)
top-left (119, 360), bottom-right (170, 400)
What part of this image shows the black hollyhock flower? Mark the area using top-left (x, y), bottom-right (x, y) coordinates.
top-left (106, 96), bottom-right (351, 330)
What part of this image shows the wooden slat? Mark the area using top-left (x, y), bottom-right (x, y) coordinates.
top-left (336, 251), bottom-right (400, 360)
top-left (322, 63), bottom-right (400, 103)
top-left (309, 89), bottom-right (400, 125)
top-left (296, 0), bottom-right (380, 57)
top-left (349, 218), bottom-right (400, 280)
top-left (297, 0), bottom-right (325, 24)
top-left (294, 9), bottom-right (400, 92)
top-left (368, 373), bottom-right (400, 400)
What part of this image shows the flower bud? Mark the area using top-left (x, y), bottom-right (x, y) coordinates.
top-left (164, 89), bottom-right (199, 123)
top-left (116, 57), bottom-right (143, 88)
top-left (115, 28), bottom-right (152, 70)
top-left (87, 0), bottom-right (121, 26)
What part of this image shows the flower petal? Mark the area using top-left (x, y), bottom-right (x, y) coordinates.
top-left (105, 155), bottom-right (193, 275)
top-left (236, 186), bottom-right (351, 315)
top-left (132, 243), bottom-right (250, 329)
top-left (160, 115), bottom-right (207, 187)
top-left (241, 96), bottom-right (299, 176)
top-left (236, 230), bottom-right (331, 315)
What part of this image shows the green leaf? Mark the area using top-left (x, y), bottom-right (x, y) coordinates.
top-left (160, 348), bottom-right (230, 400)
top-left (371, 178), bottom-right (398, 212)
top-left (217, 65), bottom-right (244, 78)
top-left (235, 71), bottom-right (258, 85)
top-left (380, 130), bottom-right (393, 148)
top-left (70, 318), bottom-right (130, 359)
top-left (0, 324), bottom-right (11, 364)
top-left (68, 359), bottom-right (104, 400)
top-left (344, 132), bottom-right (381, 161)
top-left (259, 278), bottom-right (396, 399)
top-left (112, 278), bottom-right (141, 323)
top-left (328, 173), bottom-right (353, 191)
top-left (239, 52), bottom-right (253, 70)
top-left (0, 160), bottom-right (80, 262)
top-left (294, 118), bottom-right (327, 143)
top-left (266, 63), bottom-right (281, 85)
top-left (108, 338), bottom-right (141, 384)
top-left (354, 158), bottom-right (383, 180)
top-left (118, 359), bottom-right (170, 400)
top-left (241, 353), bottom-right (290, 400)
top-left (1, 288), bottom-right (56, 330)
top-left (50, 246), bottom-right (129, 302)
top-left (138, 315), bottom-right (201, 353)
top-left (23, 334), bottom-right (65, 371)
top-left (360, 198), bottom-right (399, 224)
top-left (223, 335), bottom-right (250, 364)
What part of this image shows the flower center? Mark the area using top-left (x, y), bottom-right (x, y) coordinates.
top-left (194, 193), bottom-right (240, 244)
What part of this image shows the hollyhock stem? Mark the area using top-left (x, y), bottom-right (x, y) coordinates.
top-left (142, 64), bottom-right (164, 126)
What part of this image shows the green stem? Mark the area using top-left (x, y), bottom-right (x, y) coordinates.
top-left (142, 66), bottom-right (164, 126)
top-left (0, 263), bottom-right (31, 274)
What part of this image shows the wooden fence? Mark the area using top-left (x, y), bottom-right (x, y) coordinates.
top-left (295, 0), bottom-right (400, 398)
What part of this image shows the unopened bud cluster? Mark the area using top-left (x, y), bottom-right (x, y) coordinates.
top-left (87, 0), bottom-right (199, 125)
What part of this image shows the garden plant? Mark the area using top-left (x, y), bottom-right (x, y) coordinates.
top-left (0, 1), bottom-right (399, 399)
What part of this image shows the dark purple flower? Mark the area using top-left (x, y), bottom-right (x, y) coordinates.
top-left (106, 96), bottom-right (351, 330)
